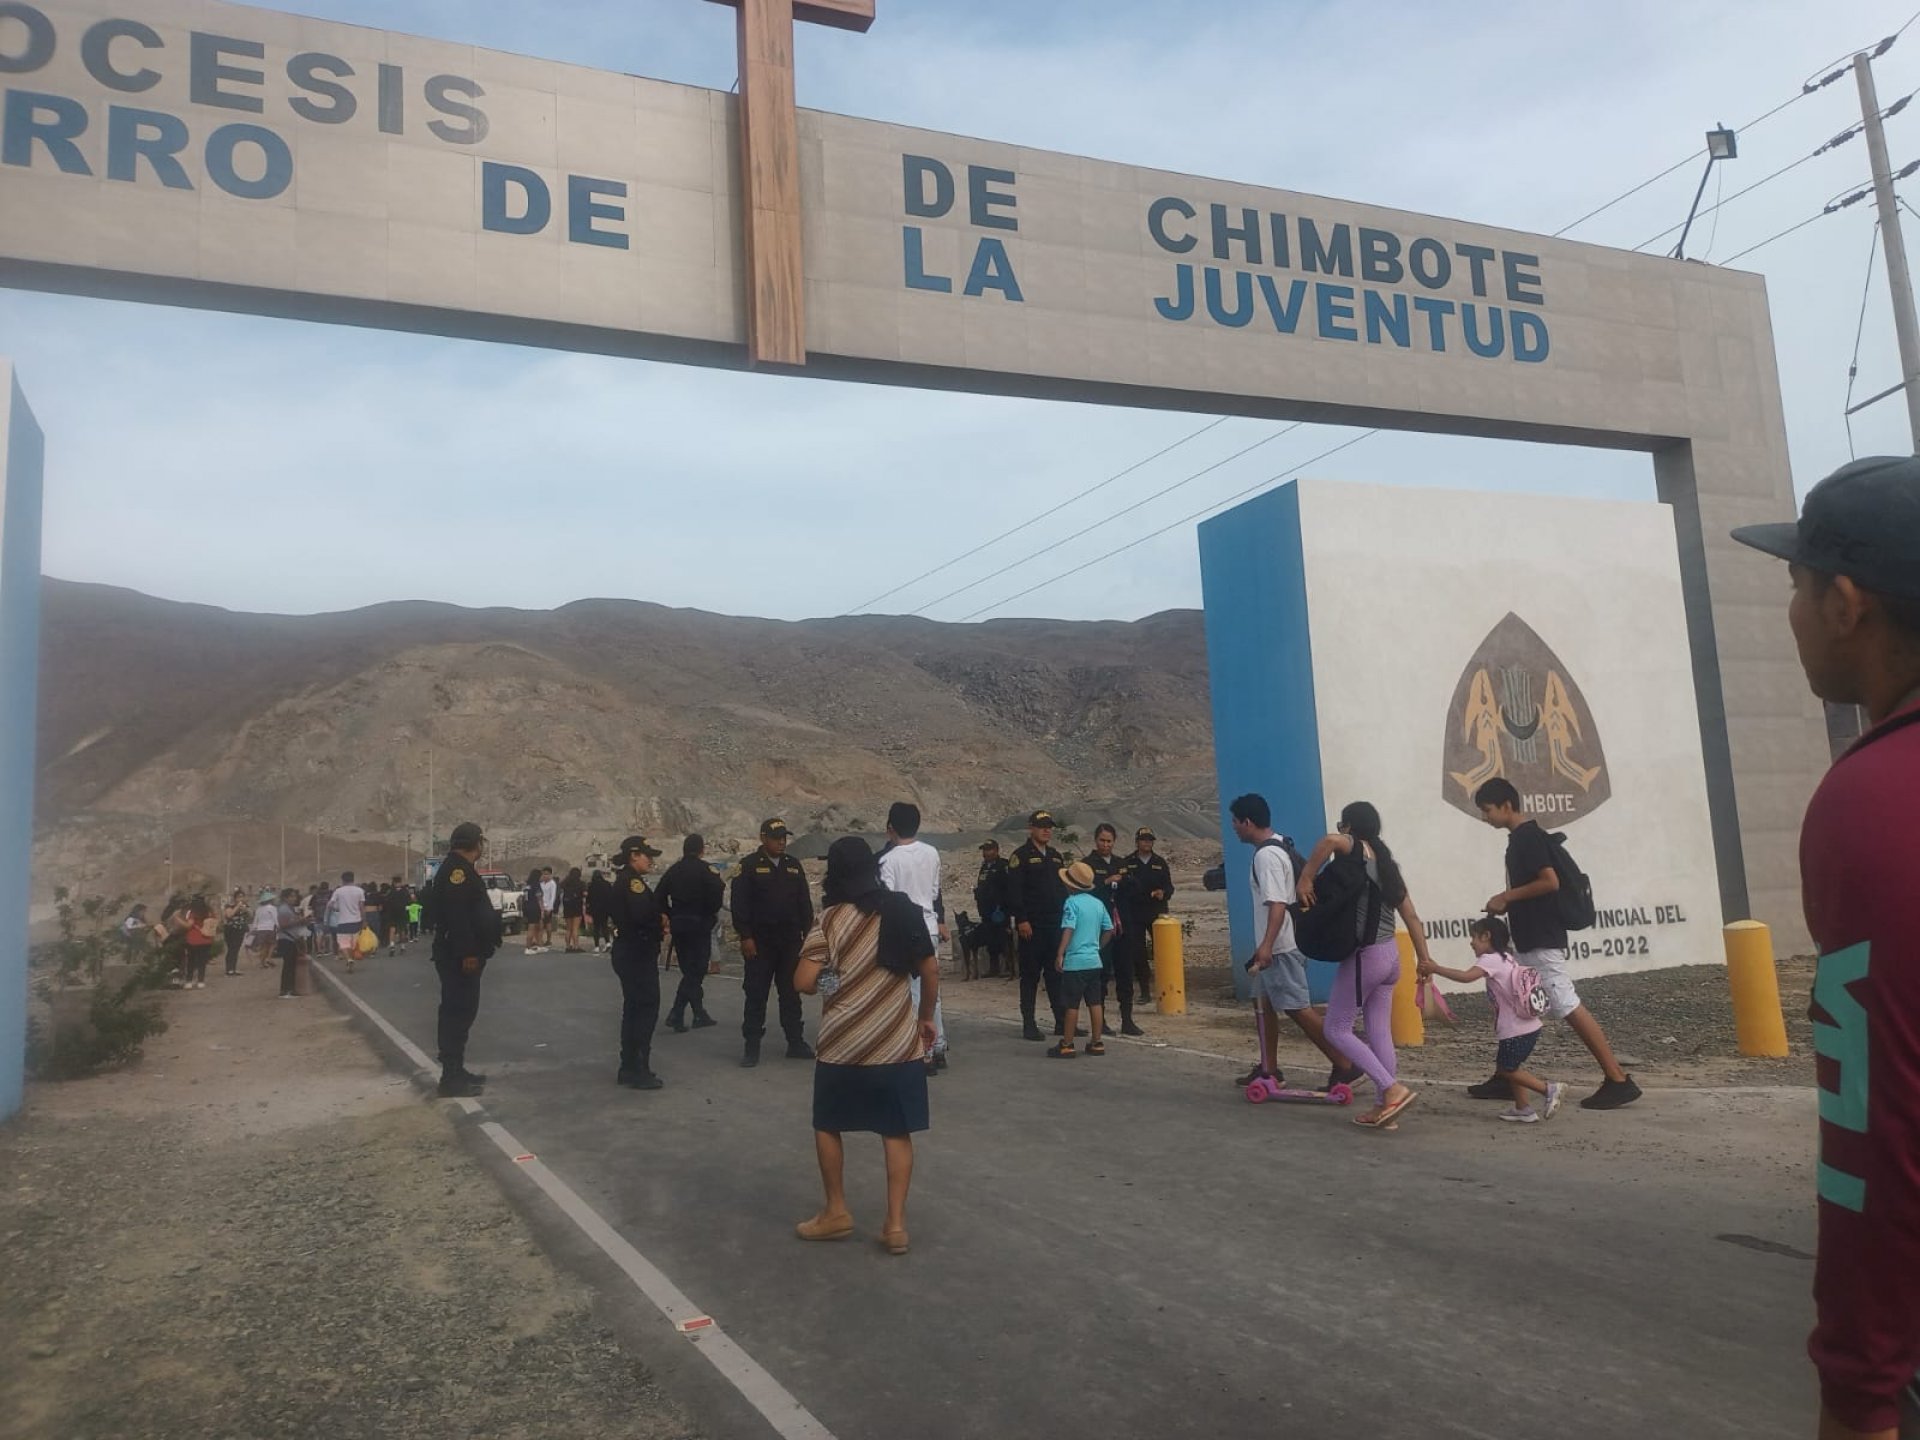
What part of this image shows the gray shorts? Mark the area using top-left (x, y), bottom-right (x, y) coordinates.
top-left (1253, 949), bottom-right (1312, 1012)
top-left (1060, 969), bottom-right (1105, 1009)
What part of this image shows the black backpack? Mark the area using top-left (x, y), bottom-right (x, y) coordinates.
top-left (1545, 831), bottom-right (1596, 932)
top-left (1287, 843), bottom-right (1381, 971)
top-left (1256, 835), bottom-right (1308, 883)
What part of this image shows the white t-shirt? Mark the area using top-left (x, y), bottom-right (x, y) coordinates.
top-left (540, 878), bottom-right (559, 912)
top-left (1248, 838), bottom-right (1297, 953)
top-left (328, 884), bottom-right (365, 926)
top-left (878, 839), bottom-right (943, 949)
top-left (251, 902), bottom-right (278, 932)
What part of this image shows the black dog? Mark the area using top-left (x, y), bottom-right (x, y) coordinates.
top-left (954, 911), bottom-right (987, 980)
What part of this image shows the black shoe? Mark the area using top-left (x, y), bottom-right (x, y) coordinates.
top-left (1579, 1076), bottom-right (1643, 1110)
top-left (1466, 1074), bottom-right (1510, 1100)
top-left (786, 1037), bottom-right (815, 1060)
top-left (740, 1042), bottom-right (762, 1069)
top-left (1236, 1063), bottom-right (1283, 1088)
top-left (1022, 1021), bottom-right (1046, 1042)
top-left (691, 1012), bottom-right (718, 1029)
top-left (1048, 1040), bottom-right (1076, 1059)
top-left (665, 1015), bottom-right (688, 1034)
top-left (1052, 1023), bottom-right (1065, 1037)
top-left (1327, 1065), bottom-right (1366, 1093)
top-left (934, 1051), bottom-right (948, 1071)
top-left (458, 1069), bottom-right (488, 1086)
top-left (1120, 1019), bottom-right (1146, 1037)
top-left (436, 1074), bottom-right (484, 1098)
top-left (623, 1070), bottom-right (664, 1091)
top-left (617, 1068), bottom-right (639, 1086)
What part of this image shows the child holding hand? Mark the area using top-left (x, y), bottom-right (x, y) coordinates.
top-left (1419, 916), bottom-right (1565, 1124)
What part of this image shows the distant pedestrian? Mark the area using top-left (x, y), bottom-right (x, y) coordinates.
top-left (540, 868), bottom-right (559, 948)
top-left (1419, 916), bottom-right (1563, 1124)
top-left (794, 836), bottom-right (938, 1256)
top-left (274, 887), bottom-right (310, 998)
top-left (221, 890), bottom-right (250, 976)
top-left (181, 896), bottom-right (217, 989)
top-left (730, 819), bottom-right (815, 1067)
top-left (326, 871), bottom-right (367, 974)
top-left (120, 903), bottom-right (150, 962)
top-left (1730, 453), bottom-right (1920, 1439)
top-left (1472, 778), bottom-right (1639, 1110)
top-left (362, 883), bottom-right (385, 954)
top-left (661, 835), bottom-right (725, 1033)
top-left (1008, 810), bottom-right (1068, 1041)
top-left (877, 802), bottom-right (948, 1073)
top-left (972, 839), bottom-right (1012, 979)
top-left (1227, 794), bottom-right (1356, 1100)
top-left (520, 868), bottom-right (545, 952)
top-left (1049, 861), bottom-right (1113, 1058)
top-left (421, 822), bottom-right (501, 1097)
top-left (1297, 801), bottom-right (1428, 1129)
top-left (560, 866), bottom-right (587, 952)
top-left (606, 837), bottom-right (667, 1090)
top-left (587, 867), bottom-right (613, 954)
top-left (405, 893), bottom-right (423, 944)
top-left (1115, 827), bottom-right (1174, 1033)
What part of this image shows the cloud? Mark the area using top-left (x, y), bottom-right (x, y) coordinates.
top-left (1, 0), bottom-right (1911, 623)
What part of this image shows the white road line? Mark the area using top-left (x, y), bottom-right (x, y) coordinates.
top-left (314, 961), bottom-right (837, 1440)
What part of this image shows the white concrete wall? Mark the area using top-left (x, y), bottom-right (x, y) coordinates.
top-left (1296, 479), bottom-right (1724, 985)
top-left (0, 361), bottom-right (45, 1119)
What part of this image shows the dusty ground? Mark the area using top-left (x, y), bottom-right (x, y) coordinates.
top-left (0, 966), bottom-right (695, 1440)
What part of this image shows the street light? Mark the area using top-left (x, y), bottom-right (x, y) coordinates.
top-left (1674, 123), bottom-right (1738, 260)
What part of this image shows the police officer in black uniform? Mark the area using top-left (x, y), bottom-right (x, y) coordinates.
top-left (973, 838), bottom-right (1013, 978)
top-left (729, 818), bottom-right (815, 1067)
top-left (1007, 809), bottom-right (1068, 1041)
top-left (606, 835), bottom-right (667, 1090)
top-left (661, 833), bottom-right (725, 1032)
top-left (1083, 821), bottom-right (1124, 1001)
top-left (423, 821), bottom-right (502, 1097)
top-left (1115, 826), bottom-right (1175, 1036)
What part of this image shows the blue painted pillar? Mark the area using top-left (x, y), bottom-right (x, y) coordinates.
top-left (1197, 483), bottom-right (1331, 1004)
top-left (0, 363), bottom-right (44, 1120)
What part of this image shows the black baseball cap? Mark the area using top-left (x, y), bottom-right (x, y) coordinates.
top-left (620, 834), bottom-right (663, 858)
top-left (1135, 827), bottom-right (1156, 841)
top-left (1732, 455), bottom-right (1920, 599)
top-left (978, 838), bottom-right (1000, 851)
top-left (449, 821), bottom-right (485, 849)
top-left (760, 818), bottom-right (792, 839)
top-left (1027, 810), bottom-right (1056, 828)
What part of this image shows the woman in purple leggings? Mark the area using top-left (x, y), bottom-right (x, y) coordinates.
top-left (1299, 802), bottom-right (1436, 1129)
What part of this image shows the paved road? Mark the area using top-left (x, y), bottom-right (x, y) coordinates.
top-left (338, 947), bottom-right (1820, 1440)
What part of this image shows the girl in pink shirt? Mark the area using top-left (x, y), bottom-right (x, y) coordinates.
top-left (1420, 916), bottom-right (1565, 1124)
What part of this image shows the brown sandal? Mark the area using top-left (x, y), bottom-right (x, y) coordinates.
top-left (880, 1228), bottom-right (909, 1255)
top-left (795, 1214), bottom-right (854, 1241)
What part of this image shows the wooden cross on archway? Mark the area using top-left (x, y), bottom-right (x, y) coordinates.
top-left (705, 0), bottom-right (876, 368)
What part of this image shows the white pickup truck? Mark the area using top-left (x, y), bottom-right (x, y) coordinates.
top-left (421, 856), bottom-right (524, 936)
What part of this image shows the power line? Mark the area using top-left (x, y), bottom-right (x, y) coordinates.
top-left (1553, 15), bottom-right (1915, 241)
top-left (1720, 158), bottom-right (1920, 264)
top-left (905, 422), bottom-right (1306, 616)
top-left (959, 430), bottom-right (1380, 622)
top-left (1844, 218), bottom-right (1882, 458)
top-left (841, 414), bottom-right (1231, 614)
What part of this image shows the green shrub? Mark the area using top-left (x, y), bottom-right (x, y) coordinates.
top-left (26, 888), bottom-right (171, 1082)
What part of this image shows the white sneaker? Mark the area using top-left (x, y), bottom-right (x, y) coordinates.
top-left (1498, 1106), bottom-right (1540, 1124)
top-left (1543, 1082), bottom-right (1565, 1119)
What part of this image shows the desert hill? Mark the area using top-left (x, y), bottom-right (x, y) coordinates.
top-left (31, 579), bottom-right (1219, 901)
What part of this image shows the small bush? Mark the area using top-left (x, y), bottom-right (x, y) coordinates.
top-left (26, 888), bottom-right (172, 1082)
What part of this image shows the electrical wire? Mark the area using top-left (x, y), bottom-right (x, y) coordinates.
top-left (1702, 158), bottom-right (1727, 259)
top-left (1844, 218), bottom-right (1883, 458)
top-left (841, 414), bottom-right (1231, 614)
top-left (958, 430), bottom-right (1379, 622)
top-left (905, 422), bottom-right (1306, 616)
top-left (1555, 14), bottom-right (1917, 240)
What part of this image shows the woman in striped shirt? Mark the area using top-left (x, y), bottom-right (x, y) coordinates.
top-left (794, 836), bottom-right (938, 1256)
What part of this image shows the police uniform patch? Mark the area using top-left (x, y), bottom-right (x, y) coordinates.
top-left (448, 869), bottom-right (465, 885)
top-left (629, 878), bottom-right (644, 892)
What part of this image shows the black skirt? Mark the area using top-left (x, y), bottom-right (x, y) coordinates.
top-left (811, 1060), bottom-right (929, 1136)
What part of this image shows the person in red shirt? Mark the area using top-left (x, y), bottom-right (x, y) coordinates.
top-left (1735, 454), bottom-right (1920, 1440)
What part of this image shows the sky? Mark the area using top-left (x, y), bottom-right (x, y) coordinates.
top-left (3, 0), bottom-right (1918, 623)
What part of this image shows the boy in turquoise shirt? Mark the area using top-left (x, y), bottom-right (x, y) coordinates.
top-left (1052, 862), bottom-right (1114, 1058)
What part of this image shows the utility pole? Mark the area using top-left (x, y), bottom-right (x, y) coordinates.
top-left (1857, 49), bottom-right (1920, 451)
top-left (225, 835), bottom-right (232, 896)
top-left (165, 833), bottom-right (173, 896)
top-left (279, 824), bottom-right (286, 889)
top-left (427, 746), bottom-right (435, 856)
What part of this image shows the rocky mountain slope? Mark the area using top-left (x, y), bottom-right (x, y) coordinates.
top-left (32, 580), bottom-right (1218, 899)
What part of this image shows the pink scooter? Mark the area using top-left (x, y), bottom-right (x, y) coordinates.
top-left (1244, 1000), bottom-right (1353, 1106)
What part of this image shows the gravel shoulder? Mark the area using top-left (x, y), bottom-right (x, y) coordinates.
top-left (0, 969), bottom-right (696, 1440)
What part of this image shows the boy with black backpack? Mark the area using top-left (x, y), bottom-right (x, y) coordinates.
top-left (1473, 778), bottom-right (1640, 1110)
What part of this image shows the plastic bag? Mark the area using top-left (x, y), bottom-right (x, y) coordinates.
top-left (355, 925), bottom-right (378, 956)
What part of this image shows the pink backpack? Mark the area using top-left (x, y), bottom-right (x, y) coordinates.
top-left (1493, 954), bottom-right (1551, 1021)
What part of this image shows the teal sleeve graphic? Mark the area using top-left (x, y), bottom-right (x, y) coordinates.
top-left (1812, 941), bottom-right (1871, 1212)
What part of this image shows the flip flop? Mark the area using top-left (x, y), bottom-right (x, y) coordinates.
top-left (1375, 1090), bottom-right (1419, 1125)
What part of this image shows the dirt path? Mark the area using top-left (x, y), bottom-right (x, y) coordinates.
top-left (0, 968), bottom-right (695, 1440)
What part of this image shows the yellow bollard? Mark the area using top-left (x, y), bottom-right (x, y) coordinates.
top-left (1153, 916), bottom-right (1185, 1015)
top-left (1391, 930), bottom-right (1424, 1047)
top-left (1725, 920), bottom-right (1790, 1058)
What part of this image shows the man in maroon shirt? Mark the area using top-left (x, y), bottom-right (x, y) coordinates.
top-left (1735, 454), bottom-right (1920, 1440)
